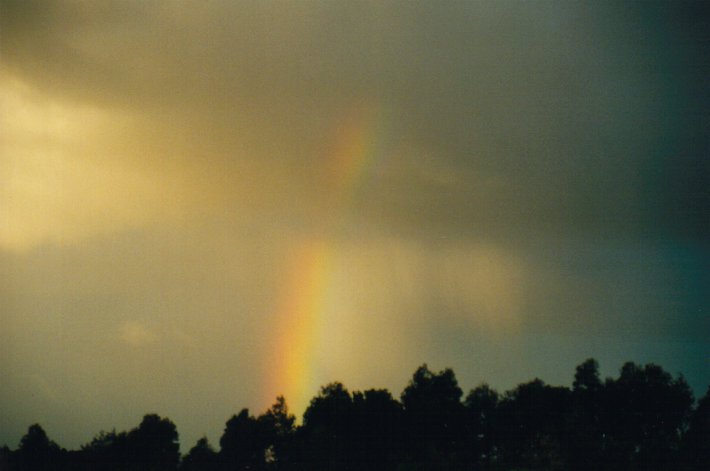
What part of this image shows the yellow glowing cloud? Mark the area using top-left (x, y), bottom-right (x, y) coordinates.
top-left (0, 74), bottom-right (210, 252)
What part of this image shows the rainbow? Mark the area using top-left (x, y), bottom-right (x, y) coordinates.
top-left (263, 102), bottom-right (391, 417)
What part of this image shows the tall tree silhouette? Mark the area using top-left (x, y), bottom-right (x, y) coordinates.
top-left (601, 362), bottom-right (693, 470)
top-left (350, 388), bottom-right (404, 469)
top-left (180, 437), bottom-right (218, 471)
top-left (464, 383), bottom-right (499, 467)
top-left (76, 416), bottom-right (178, 471)
top-left (300, 382), bottom-right (355, 470)
top-left (568, 358), bottom-right (604, 470)
top-left (126, 414), bottom-right (180, 471)
top-left (256, 396), bottom-right (296, 469)
top-left (496, 378), bottom-right (571, 470)
top-left (14, 424), bottom-right (62, 471)
top-left (219, 409), bottom-right (266, 470)
top-left (2, 359), bottom-right (704, 470)
top-left (80, 430), bottom-right (130, 471)
top-left (1, 446), bottom-right (11, 470)
top-left (400, 364), bottom-right (466, 466)
top-left (683, 385), bottom-right (710, 470)
top-left (299, 383), bottom-right (404, 469)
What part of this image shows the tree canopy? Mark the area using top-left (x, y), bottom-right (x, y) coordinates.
top-left (1, 360), bottom-right (706, 471)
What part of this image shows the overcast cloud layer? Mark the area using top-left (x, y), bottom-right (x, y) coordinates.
top-left (1, 0), bottom-right (708, 451)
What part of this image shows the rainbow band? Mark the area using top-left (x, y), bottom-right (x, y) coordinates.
top-left (264, 102), bottom-right (390, 416)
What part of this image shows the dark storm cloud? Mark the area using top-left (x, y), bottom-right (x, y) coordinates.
top-left (519, 238), bottom-right (709, 340)
top-left (2, 0), bottom-right (707, 244)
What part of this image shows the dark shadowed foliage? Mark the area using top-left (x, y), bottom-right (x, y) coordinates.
top-left (298, 383), bottom-right (404, 470)
top-left (568, 358), bottom-right (605, 470)
top-left (400, 364), bottom-right (467, 466)
top-left (495, 378), bottom-right (572, 470)
top-left (1, 360), bottom-right (703, 470)
top-left (299, 382), bottom-right (354, 469)
top-left (349, 389), bottom-right (404, 469)
top-left (601, 362), bottom-right (693, 470)
top-left (127, 414), bottom-right (180, 471)
top-left (256, 395), bottom-right (297, 470)
top-left (79, 429), bottom-right (130, 471)
top-left (683, 386), bottom-right (710, 471)
top-left (13, 424), bottom-right (63, 471)
top-left (58, 414), bottom-right (178, 471)
top-left (219, 409), bottom-right (266, 470)
top-left (464, 383), bottom-right (500, 467)
top-left (179, 437), bottom-right (218, 471)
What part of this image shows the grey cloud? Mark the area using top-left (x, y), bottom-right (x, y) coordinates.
top-left (2, 1), bottom-right (707, 245)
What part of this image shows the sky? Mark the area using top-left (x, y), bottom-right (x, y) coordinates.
top-left (1, 0), bottom-right (708, 452)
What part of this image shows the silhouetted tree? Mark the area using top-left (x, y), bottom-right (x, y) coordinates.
top-left (80, 430), bottom-right (130, 471)
top-left (14, 424), bottom-right (63, 471)
top-left (1, 445), bottom-right (11, 471)
top-left (3, 359), bottom-right (704, 470)
top-left (219, 409), bottom-right (266, 470)
top-left (496, 378), bottom-right (571, 470)
top-left (126, 414), bottom-right (180, 471)
top-left (297, 384), bottom-right (405, 469)
top-left (400, 364), bottom-right (466, 466)
top-left (568, 358), bottom-right (604, 469)
top-left (180, 437), bottom-right (218, 471)
top-left (76, 417), bottom-right (178, 471)
top-left (300, 382), bottom-right (354, 470)
top-left (350, 388), bottom-right (404, 469)
top-left (601, 362), bottom-right (693, 470)
top-left (256, 396), bottom-right (296, 469)
top-left (464, 383), bottom-right (499, 468)
top-left (573, 358), bottom-right (602, 393)
top-left (683, 385), bottom-right (710, 470)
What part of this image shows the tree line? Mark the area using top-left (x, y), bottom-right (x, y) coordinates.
top-left (1, 359), bottom-right (708, 470)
